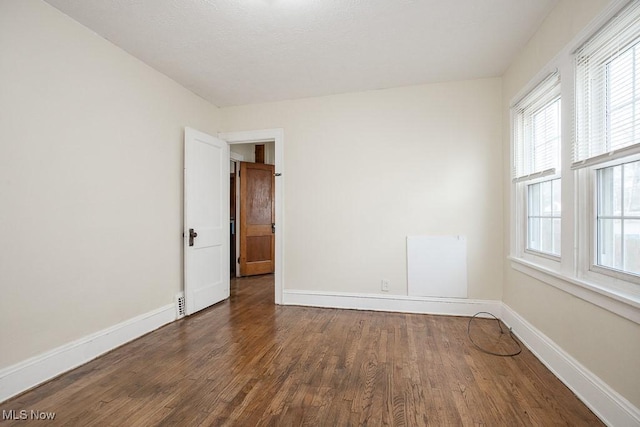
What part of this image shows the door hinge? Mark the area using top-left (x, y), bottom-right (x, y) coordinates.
top-left (237, 257), bottom-right (240, 264)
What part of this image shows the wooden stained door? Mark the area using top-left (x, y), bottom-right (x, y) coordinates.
top-left (239, 161), bottom-right (275, 276)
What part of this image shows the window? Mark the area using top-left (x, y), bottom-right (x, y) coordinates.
top-left (513, 73), bottom-right (561, 180)
top-left (596, 160), bottom-right (640, 276)
top-left (512, 72), bottom-right (561, 258)
top-left (528, 178), bottom-right (561, 256)
top-left (509, 0), bottom-right (640, 324)
top-left (574, 0), bottom-right (640, 282)
top-left (574, 3), bottom-right (640, 165)
top-left (606, 41), bottom-right (639, 153)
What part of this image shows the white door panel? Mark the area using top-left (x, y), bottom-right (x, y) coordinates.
top-left (184, 127), bottom-right (229, 315)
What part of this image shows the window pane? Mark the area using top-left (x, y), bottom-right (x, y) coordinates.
top-left (540, 218), bottom-right (553, 254)
top-left (553, 218), bottom-right (561, 256)
top-left (528, 217), bottom-right (540, 252)
top-left (624, 160), bottom-right (640, 216)
top-left (608, 46), bottom-right (634, 109)
top-left (532, 99), bottom-right (560, 172)
top-left (623, 220), bottom-right (640, 275)
top-left (609, 105), bottom-right (634, 150)
top-left (598, 219), bottom-right (623, 270)
top-left (513, 73), bottom-right (560, 178)
top-left (552, 178), bottom-right (561, 215)
top-left (637, 42), bottom-right (640, 94)
top-left (527, 178), bottom-right (561, 256)
top-left (528, 183), bottom-right (540, 216)
top-left (598, 165), bottom-right (622, 216)
top-left (541, 180), bottom-right (552, 215)
top-left (607, 42), bottom-right (639, 151)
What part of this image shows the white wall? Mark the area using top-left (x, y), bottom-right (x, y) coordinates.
top-left (229, 142), bottom-right (275, 165)
top-left (502, 0), bottom-right (640, 408)
top-left (222, 79), bottom-right (503, 300)
top-left (230, 142), bottom-right (275, 165)
top-left (230, 144), bottom-right (256, 163)
top-left (0, 0), bottom-right (221, 368)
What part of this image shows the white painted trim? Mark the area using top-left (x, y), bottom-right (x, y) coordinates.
top-left (220, 129), bottom-right (282, 145)
top-left (501, 304), bottom-right (640, 427)
top-left (282, 289), bottom-right (501, 316)
top-left (219, 129), bottom-right (285, 305)
top-left (229, 155), bottom-right (242, 276)
top-left (510, 257), bottom-right (640, 324)
top-left (0, 304), bottom-right (175, 403)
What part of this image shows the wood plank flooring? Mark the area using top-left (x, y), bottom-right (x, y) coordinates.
top-left (1, 275), bottom-right (602, 426)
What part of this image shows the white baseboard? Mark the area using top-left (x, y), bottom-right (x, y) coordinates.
top-left (0, 304), bottom-right (176, 403)
top-left (283, 289), bottom-right (502, 317)
top-left (501, 304), bottom-right (640, 427)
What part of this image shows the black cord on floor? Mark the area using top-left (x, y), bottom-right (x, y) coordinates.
top-left (467, 312), bottom-right (522, 357)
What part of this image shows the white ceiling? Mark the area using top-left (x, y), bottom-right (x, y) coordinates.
top-left (44, 0), bottom-right (558, 107)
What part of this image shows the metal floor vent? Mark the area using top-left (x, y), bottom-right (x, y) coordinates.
top-left (175, 294), bottom-right (185, 319)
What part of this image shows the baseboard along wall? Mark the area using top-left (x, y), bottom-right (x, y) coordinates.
top-left (0, 304), bottom-right (175, 403)
top-left (282, 289), bottom-right (501, 317)
top-left (501, 304), bottom-right (640, 427)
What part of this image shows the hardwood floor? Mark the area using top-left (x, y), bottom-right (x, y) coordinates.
top-left (1, 275), bottom-right (602, 426)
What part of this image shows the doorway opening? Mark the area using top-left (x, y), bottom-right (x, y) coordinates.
top-left (219, 129), bottom-right (284, 305)
top-left (229, 152), bottom-right (242, 277)
top-left (229, 143), bottom-right (275, 278)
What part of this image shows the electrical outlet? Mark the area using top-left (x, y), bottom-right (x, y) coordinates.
top-left (381, 279), bottom-right (390, 292)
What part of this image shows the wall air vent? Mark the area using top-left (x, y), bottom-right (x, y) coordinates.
top-left (175, 293), bottom-right (185, 319)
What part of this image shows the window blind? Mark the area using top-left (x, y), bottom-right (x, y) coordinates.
top-left (512, 72), bottom-right (561, 181)
top-left (573, 0), bottom-right (640, 169)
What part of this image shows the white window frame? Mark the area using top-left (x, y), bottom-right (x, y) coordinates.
top-left (509, 0), bottom-right (640, 326)
top-left (511, 74), bottom-right (562, 267)
top-left (514, 175), bottom-right (562, 269)
top-left (525, 177), bottom-right (562, 259)
top-left (584, 155), bottom-right (640, 287)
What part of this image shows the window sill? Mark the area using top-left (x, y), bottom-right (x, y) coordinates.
top-left (508, 256), bottom-right (640, 325)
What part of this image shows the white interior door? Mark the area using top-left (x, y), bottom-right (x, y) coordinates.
top-left (184, 127), bottom-right (229, 315)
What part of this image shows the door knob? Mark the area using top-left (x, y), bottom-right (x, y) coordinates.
top-left (189, 228), bottom-right (198, 246)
